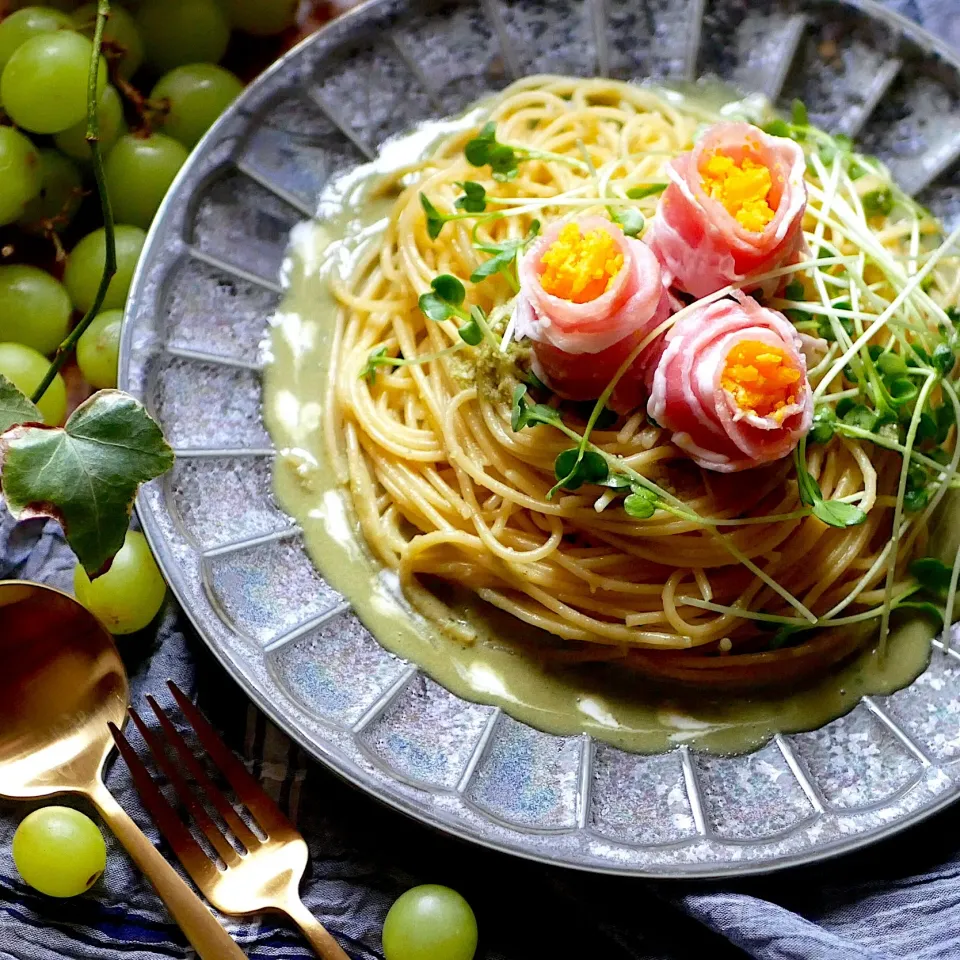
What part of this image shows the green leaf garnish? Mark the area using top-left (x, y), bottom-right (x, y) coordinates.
top-left (0, 374), bottom-right (42, 432)
top-left (791, 99), bottom-right (809, 126)
top-left (454, 181), bottom-right (487, 213)
top-left (808, 407), bottom-right (836, 444)
top-left (933, 343), bottom-right (956, 377)
top-left (763, 118), bottom-right (791, 138)
top-left (784, 279), bottom-right (805, 301)
top-left (892, 599), bottom-right (944, 627)
top-left (465, 122), bottom-right (519, 181)
top-left (458, 315), bottom-right (484, 346)
top-left (812, 499), bottom-right (867, 528)
top-left (876, 352), bottom-right (908, 377)
top-left (624, 485), bottom-right (657, 519)
top-left (769, 624), bottom-right (812, 650)
top-left (420, 192), bottom-right (447, 240)
top-left (842, 404), bottom-right (878, 431)
top-left (511, 384), bottom-right (562, 432)
top-left (610, 207), bottom-right (644, 238)
top-left (419, 274), bottom-right (466, 321)
top-left (0, 391), bottom-right (174, 576)
top-left (625, 183), bottom-right (667, 200)
top-left (471, 220), bottom-right (540, 284)
top-left (904, 487), bottom-right (929, 512)
top-left (552, 448), bottom-right (609, 491)
top-left (887, 377), bottom-right (919, 406)
top-left (862, 188), bottom-right (894, 217)
top-left (361, 346), bottom-right (390, 382)
top-left (910, 557), bottom-right (953, 596)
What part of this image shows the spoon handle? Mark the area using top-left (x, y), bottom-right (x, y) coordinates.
top-left (87, 779), bottom-right (248, 960)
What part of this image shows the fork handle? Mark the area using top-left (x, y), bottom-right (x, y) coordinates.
top-left (284, 895), bottom-right (351, 960)
top-left (87, 780), bottom-right (249, 960)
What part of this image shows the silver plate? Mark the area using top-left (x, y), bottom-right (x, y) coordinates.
top-left (120, 0), bottom-right (960, 876)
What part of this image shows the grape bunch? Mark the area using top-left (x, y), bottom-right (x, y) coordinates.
top-left (0, 0), bottom-right (307, 412)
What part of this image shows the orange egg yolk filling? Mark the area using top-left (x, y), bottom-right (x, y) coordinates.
top-left (539, 222), bottom-right (625, 303)
top-left (721, 340), bottom-right (801, 420)
top-left (702, 152), bottom-right (775, 232)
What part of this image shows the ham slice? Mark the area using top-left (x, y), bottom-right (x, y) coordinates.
top-left (648, 292), bottom-right (814, 473)
top-left (514, 216), bottom-right (673, 413)
top-left (646, 122), bottom-right (807, 298)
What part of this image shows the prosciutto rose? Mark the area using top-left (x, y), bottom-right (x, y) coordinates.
top-left (646, 122), bottom-right (807, 298)
top-left (514, 216), bottom-right (673, 413)
top-left (648, 292), bottom-right (813, 473)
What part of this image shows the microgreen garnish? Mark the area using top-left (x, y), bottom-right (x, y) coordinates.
top-left (623, 486), bottom-right (658, 519)
top-left (791, 99), bottom-right (809, 127)
top-left (862, 188), bottom-right (895, 217)
top-left (361, 344), bottom-right (462, 383)
top-left (794, 443), bottom-right (867, 528)
top-left (420, 193), bottom-right (448, 240)
top-left (510, 384), bottom-right (562, 432)
top-left (552, 448), bottom-right (609, 491)
top-left (910, 557), bottom-right (953, 597)
top-left (625, 183), bottom-right (667, 200)
top-left (610, 207), bottom-right (644, 238)
top-left (418, 274), bottom-right (497, 347)
top-left (454, 181), bottom-right (487, 213)
top-left (465, 121), bottom-right (588, 181)
top-left (808, 407), bottom-right (837, 444)
top-left (470, 220), bottom-right (540, 285)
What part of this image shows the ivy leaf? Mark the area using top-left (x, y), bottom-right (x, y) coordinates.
top-left (910, 556), bottom-right (952, 597)
top-left (552, 448), bottom-right (609, 491)
top-left (510, 384), bottom-right (562, 432)
top-left (419, 193), bottom-right (446, 240)
top-left (625, 183), bottom-right (667, 200)
top-left (454, 181), bottom-right (487, 213)
top-left (0, 390), bottom-right (175, 576)
top-left (610, 207), bottom-right (644, 238)
top-left (0, 373), bottom-right (42, 432)
top-left (812, 499), bottom-right (867, 528)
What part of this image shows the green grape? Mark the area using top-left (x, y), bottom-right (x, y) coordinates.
top-left (0, 342), bottom-right (66, 424)
top-left (13, 807), bottom-right (107, 898)
top-left (0, 6), bottom-right (74, 72)
top-left (1, 31), bottom-right (107, 134)
top-left (73, 530), bottom-right (166, 634)
top-left (0, 265), bottom-right (72, 355)
top-left (76, 309), bottom-right (122, 389)
top-left (19, 148), bottom-right (84, 234)
top-left (382, 886), bottom-right (478, 960)
top-left (104, 133), bottom-right (187, 229)
top-left (72, 3), bottom-right (143, 80)
top-left (151, 64), bottom-right (243, 149)
top-left (0, 127), bottom-right (42, 226)
top-left (54, 83), bottom-right (125, 162)
top-left (224, 0), bottom-right (298, 36)
top-left (136, 0), bottom-right (229, 74)
top-left (64, 224), bottom-right (146, 314)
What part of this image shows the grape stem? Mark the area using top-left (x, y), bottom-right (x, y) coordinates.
top-left (31, 0), bottom-right (117, 406)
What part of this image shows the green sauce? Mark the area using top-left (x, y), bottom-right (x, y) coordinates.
top-left (263, 108), bottom-right (952, 755)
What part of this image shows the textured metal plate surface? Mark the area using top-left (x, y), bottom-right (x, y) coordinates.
top-left (120, 0), bottom-right (960, 876)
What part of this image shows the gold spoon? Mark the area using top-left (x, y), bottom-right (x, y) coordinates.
top-left (0, 581), bottom-right (247, 960)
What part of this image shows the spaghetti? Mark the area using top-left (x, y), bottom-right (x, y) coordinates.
top-left (320, 76), bottom-right (960, 688)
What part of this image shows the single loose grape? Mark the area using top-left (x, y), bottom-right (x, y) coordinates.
top-left (0, 342), bottom-right (67, 424)
top-left (0, 6), bottom-right (73, 72)
top-left (0, 126), bottom-right (42, 226)
top-left (382, 885), bottom-right (478, 960)
top-left (1, 31), bottom-right (107, 134)
top-left (151, 64), bottom-right (243, 149)
top-left (13, 807), bottom-right (107, 898)
top-left (54, 83), bottom-right (125, 163)
top-left (73, 530), bottom-right (166, 634)
top-left (136, 0), bottom-right (229, 74)
top-left (0, 265), bottom-right (72, 355)
top-left (64, 224), bottom-right (146, 314)
top-left (19, 148), bottom-right (83, 234)
top-left (104, 133), bottom-right (188, 230)
top-left (76, 309), bottom-right (122, 389)
top-left (224, 0), bottom-right (298, 36)
top-left (72, 3), bottom-right (142, 79)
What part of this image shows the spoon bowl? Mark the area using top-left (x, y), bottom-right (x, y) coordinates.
top-left (0, 581), bottom-right (246, 960)
top-left (0, 582), bottom-right (127, 798)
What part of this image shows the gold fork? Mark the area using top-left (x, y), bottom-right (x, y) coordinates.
top-left (109, 681), bottom-right (350, 960)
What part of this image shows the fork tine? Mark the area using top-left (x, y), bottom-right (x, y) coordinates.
top-left (146, 693), bottom-right (262, 851)
top-left (167, 681), bottom-right (291, 837)
top-left (109, 722), bottom-right (219, 885)
top-left (128, 707), bottom-right (243, 868)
